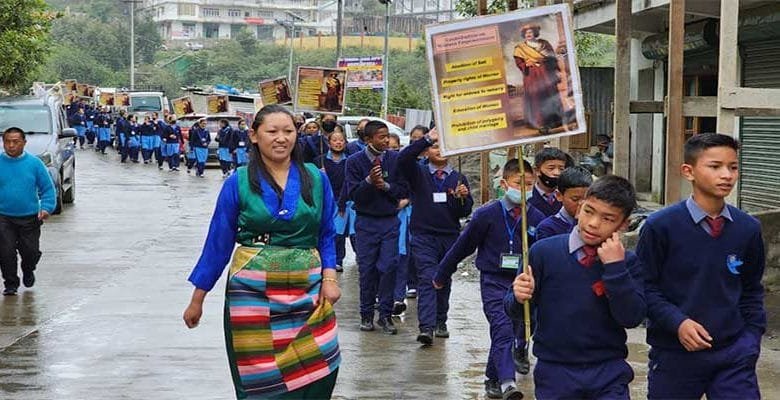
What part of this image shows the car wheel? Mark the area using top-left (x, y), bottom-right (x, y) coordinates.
top-left (63, 168), bottom-right (76, 204)
top-left (53, 181), bottom-right (64, 215)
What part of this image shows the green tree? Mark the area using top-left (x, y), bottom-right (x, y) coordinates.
top-left (0, 0), bottom-right (56, 92)
top-left (235, 28), bottom-right (258, 55)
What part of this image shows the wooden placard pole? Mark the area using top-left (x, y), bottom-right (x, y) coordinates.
top-left (613, 0), bottom-right (631, 178)
top-left (664, 0), bottom-right (685, 204)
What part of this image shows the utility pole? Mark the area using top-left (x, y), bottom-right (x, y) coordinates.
top-left (123, 0), bottom-right (141, 90)
top-left (288, 20), bottom-right (295, 84)
top-left (380, 0), bottom-right (391, 118)
top-left (336, 0), bottom-right (344, 59)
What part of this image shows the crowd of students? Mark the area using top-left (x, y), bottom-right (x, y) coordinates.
top-left (298, 115), bottom-right (764, 400)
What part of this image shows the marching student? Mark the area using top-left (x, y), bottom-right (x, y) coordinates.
top-left (95, 107), bottom-right (113, 154)
top-left (536, 166), bottom-right (593, 240)
top-left (637, 133), bottom-right (766, 399)
top-left (302, 121), bottom-right (320, 136)
top-left (345, 120), bottom-right (408, 335)
top-left (302, 114), bottom-right (334, 163)
top-left (189, 118), bottom-right (210, 177)
top-left (123, 115), bottom-right (141, 163)
top-left (231, 119), bottom-right (250, 168)
top-left (314, 130), bottom-right (351, 272)
top-left (529, 148), bottom-right (570, 217)
top-left (216, 119), bottom-right (234, 177)
top-left (392, 197), bottom-right (412, 316)
top-left (506, 175), bottom-right (644, 399)
top-left (69, 108), bottom-right (87, 149)
top-left (85, 105), bottom-right (97, 146)
top-left (140, 115), bottom-right (156, 164)
top-left (433, 158), bottom-right (544, 400)
top-left (114, 110), bottom-right (129, 160)
top-left (152, 112), bottom-right (167, 170)
top-left (345, 118), bottom-right (370, 155)
top-left (163, 115), bottom-right (183, 171)
top-left (398, 128), bottom-right (473, 345)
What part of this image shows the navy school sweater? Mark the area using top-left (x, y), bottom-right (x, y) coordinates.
top-left (529, 185), bottom-right (562, 217)
top-left (397, 137), bottom-right (474, 235)
top-left (434, 200), bottom-right (545, 282)
top-left (504, 233), bottom-right (645, 364)
top-left (314, 153), bottom-right (348, 211)
top-left (216, 126), bottom-right (233, 149)
top-left (637, 201), bottom-right (766, 351)
top-left (536, 212), bottom-right (575, 241)
top-left (344, 149), bottom-right (408, 218)
top-left (140, 122), bottom-right (156, 136)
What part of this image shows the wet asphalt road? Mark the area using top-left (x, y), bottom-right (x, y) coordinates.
top-left (0, 148), bottom-right (779, 399)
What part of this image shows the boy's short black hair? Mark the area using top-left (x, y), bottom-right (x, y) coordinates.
top-left (503, 158), bottom-right (533, 179)
top-left (363, 120), bottom-right (388, 139)
top-left (558, 166), bottom-right (593, 194)
top-left (534, 147), bottom-right (569, 168)
top-left (388, 133), bottom-right (400, 143)
top-left (684, 133), bottom-right (740, 165)
top-left (2, 127), bottom-right (25, 140)
top-left (585, 175), bottom-right (636, 218)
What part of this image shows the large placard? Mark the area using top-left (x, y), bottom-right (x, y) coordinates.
top-left (172, 96), bottom-right (195, 117)
top-left (258, 77), bottom-right (293, 106)
top-left (337, 56), bottom-right (384, 89)
top-left (294, 67), bottom-right (347, 115)
top-left (425, 4), bottom-right (585, 155)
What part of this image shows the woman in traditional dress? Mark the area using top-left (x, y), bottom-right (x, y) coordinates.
top-left (513, 23), bottom-right (564, 130)
top-left (183, 104), bottom-right (341, 399)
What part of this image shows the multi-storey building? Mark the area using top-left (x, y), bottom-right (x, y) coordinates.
top-left (141, 0), bottom-right (337, 42)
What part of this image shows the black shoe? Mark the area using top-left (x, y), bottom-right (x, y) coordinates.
top-left (502, 386), bottom-right (524, 400)
top-left (377, 317), bottom-right (398, 335)
top-left (392, 301), bottom-right (406, 316)
top-left (513, 346), bottom-right (530, 375)
top-left (22, 271), bottom-right (35, 288)
top-left (405, 288), bottom-right (417, 298)
top-left (484, 379), bottom-right (502, 399)
top-left (434, 322), bottom-right (450, 338)
top-left (416, 330), bottom-right (433, 346)
top-left (3, 287), bottom-right (17, 296)
top-left (359, 316), bottom-right (374, 332)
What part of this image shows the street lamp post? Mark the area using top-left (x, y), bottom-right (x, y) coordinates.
top-left (380, 0), bottom-right (391, 118)
top-left (288, 20), bottom-right (295, 84)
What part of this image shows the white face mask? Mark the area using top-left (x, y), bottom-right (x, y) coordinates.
top-left (505, 187), bottom-right (524, 204)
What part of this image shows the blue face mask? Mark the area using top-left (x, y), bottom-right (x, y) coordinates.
top-left (505, 187), bottom-right (524, 204)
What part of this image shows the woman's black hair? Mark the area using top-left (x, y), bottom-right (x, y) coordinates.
top-left (248, 104), bottom-right (314, 206)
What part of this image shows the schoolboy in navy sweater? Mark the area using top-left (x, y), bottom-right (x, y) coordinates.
top-left (345, 120), bottom-right (408, 335)
top-left (397, 128), bottom-right (473, 346)
top-left (528, 148), bottom-right (569, 217)
top-left (536, 166), bottom-right (592, 240)
top-left (637, 133), bottom-right (765, 399)
top-left (434, 159), bottom-right (544, 400)
top-left (506, 175), bottom-right (644, 399)
top-left (315, 130), bottom-right (353, 271)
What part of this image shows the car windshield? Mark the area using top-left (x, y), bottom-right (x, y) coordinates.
top-left (128, 96), bottom-right (162, 112)
top-left (0, 105), bottom-right (51, 134)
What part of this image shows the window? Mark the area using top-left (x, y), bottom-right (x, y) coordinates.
top-left (178, 4), bottom-right (195, 16)
top-left (182, 23), bottom-right (196, 38)
top-left (256, 10), bottom-right (274, 18)
top-left (231, 24), bottom-right (244, 38)
top-left (202, 7), bottom-right (220, 17)
top-left (204, 23), bottom-right (220, 38)
top-left (228, 9), bottom-right (242, 17)
top-left (256, 25), bottom-right (274, 41)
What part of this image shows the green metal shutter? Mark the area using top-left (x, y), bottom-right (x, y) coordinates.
top-left (740, 39), bottom-right (780, 211)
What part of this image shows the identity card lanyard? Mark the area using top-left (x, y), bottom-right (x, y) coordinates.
top-left (432, 172), bottom-right (448, 203)
top-left (500, 209), bottom-right (522, 270)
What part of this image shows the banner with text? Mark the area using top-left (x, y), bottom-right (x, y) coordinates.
top-left (425, 4), bottom-right (585, 156)
top-left (337, 56), bottom-right (384, 89)
top-left (258, 77), bottom-right (293, 106)
top-left (294, 67), bottom-right (348, 115)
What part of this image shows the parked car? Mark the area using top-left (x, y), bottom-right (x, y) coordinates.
top-left (304, 116), bottom-right (410, 146)
top-left (0, 95), bottom-right (77, 214)
top-left (178, 114), bottom-right (243, 166)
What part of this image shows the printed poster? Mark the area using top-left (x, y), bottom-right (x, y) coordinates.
top-left (172, 96), bottom-right (195, 117)
top-left (86, 85), bottom-right (96, 98)
top-left (63, 92), bottom-right (76, 106)
top-left (98, 92), bottom-right (115, 106)
top-left (337, 56), bottom-right (384, 89)
top-left (207, 95), bottom-right (229, 114)
top-left (76, 83), bottom-right (89, 97)
top-left (294, 67), bottom-right (347, 115)
top-left (258, 77), bottom-right (293, 105)
top-left (64, 79), bottom-right (77, 92)
top-left (114, 92), bottom-right (130, 107)
top-left (425, 4), bottom-right (585, 156)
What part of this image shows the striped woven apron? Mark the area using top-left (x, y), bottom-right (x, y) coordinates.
top-left (224, 245), bottom-right (340, 399)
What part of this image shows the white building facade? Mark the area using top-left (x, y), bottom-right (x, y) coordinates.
top-left (141, 0), bottom-right (337, 42)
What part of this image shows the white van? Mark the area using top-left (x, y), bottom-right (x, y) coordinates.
top-left (128, 92), bottom-right (170, 114)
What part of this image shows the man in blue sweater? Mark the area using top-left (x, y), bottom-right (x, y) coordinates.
top-left (528, 147), bottom-right (569, 217)
top-left (535, 166), bottom-right (592, 240)
top-left (0, 128), bottom-right (56, 296)
top-left (506, 175), bottom-right (644, 399)
top-left (398, 128), bottom-right (473, 345)
top-left (345, 120), bottom-right (408, 335)
top-left (637, 133), bottom-right (766, 399)
top-left (433, 159), bottom-right (545, 400)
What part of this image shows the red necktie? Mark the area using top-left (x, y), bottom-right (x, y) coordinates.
top-left (579, 245), bottom-right (598, 268)
top-left (511, 206), bottom-right (522, 221)
top-left (547, 193), bottom-right (556, 205)
top-left (435, 169), bottom-right (445, 180)
top-left (705, 216), bottom-right (725, 238)
top-left (373, 156), bottom-right (381, 167)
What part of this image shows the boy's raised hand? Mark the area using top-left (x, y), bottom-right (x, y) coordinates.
top-left (512, 266), bottom-right (534, 302)
top-left (428, 128), bottom-right (438, 143)
top-left (678, 319), bottom-right (713, 351)
top-left (597, 232), bottom-right (625, 264)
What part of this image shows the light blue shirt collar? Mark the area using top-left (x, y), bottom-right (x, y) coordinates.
top-left (568, 227), bottom-right (586, 254)
top-left (364, 146), bottom-right (383, 163)
top-left (556, 207), bottom-right (576, 225)
top-left (428, 163), bottom-right (453, 175)
top-left (685, 196), bottom-right (733, 223)
top-left (500, 197), bottom-right (516, 212)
